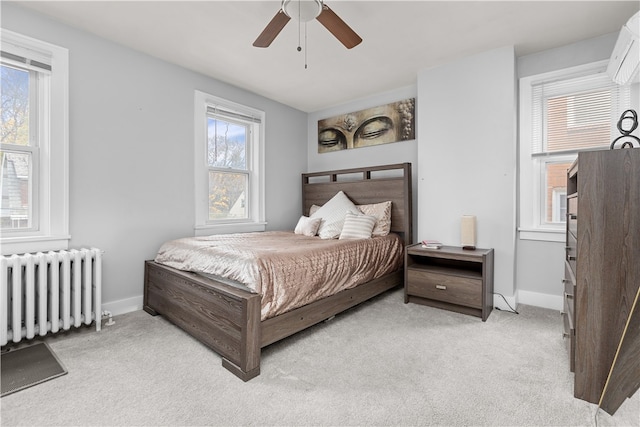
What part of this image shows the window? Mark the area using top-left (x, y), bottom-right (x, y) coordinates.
top-left (519, 61), bottom-right (632, 241)
top-left (551, 188), bottom-right (567, 224)
top-left (194, 91), bottom-right (265, 235)
top-left (0, 30), bottom-right (69, 255)
top-left (2, 58), bottom-right (39, 231)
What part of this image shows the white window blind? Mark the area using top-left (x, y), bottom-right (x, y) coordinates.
top-left (0, 50), bottom-right (52, 72)
top-left (531, 69), bottom-right (630, 155)
top-left (206, 106), bottom-right (261, 124)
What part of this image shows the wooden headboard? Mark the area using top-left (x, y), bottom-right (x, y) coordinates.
top-left (302, 163), bottom-right (413, 245)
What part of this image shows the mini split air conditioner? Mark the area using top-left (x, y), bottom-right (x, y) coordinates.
top-left (608, 11), bottom-right (640, 85)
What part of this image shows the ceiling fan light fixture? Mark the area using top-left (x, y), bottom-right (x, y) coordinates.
top-left (282, 0), bottom-right (323, 22)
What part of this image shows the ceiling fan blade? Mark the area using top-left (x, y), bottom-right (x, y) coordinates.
top-left (253, 10), bottom-right (291, 48)
top-left (316, 4), bottom-right (362, 49)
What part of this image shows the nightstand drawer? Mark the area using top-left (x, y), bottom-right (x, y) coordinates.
top-left (407, 269), bottom-right (482, 309)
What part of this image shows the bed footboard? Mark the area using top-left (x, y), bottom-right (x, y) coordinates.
top-left (144, 260), bottom-right (261, 381)
top-left (144, 261), bottom-right (403, 381)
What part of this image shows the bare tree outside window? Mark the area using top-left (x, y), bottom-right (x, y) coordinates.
top-left (1, 64), bottom-right (32, 230)
top-left (1, 65), bottom-right (30, 146)
top-left (207, 118), bottom-right (248, 220)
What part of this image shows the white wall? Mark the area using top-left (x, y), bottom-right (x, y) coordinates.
top-left (2, 4), bottom-right (308, 315)
top-left (515, 32), bottom-right (639, 310)
top-left (416, 46), bottom-right (518, 306)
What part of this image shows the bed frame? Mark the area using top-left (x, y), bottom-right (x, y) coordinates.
top-left (143, 163), bottom-right (413, 381)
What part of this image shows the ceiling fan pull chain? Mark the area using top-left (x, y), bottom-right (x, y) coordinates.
top-left (305, 22), bottom-right (308, 69)
top-left (297, 0), bottom-right (302, 53)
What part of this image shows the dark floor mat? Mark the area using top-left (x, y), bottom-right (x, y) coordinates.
top-left (1, 342), bottom-right (67, 397)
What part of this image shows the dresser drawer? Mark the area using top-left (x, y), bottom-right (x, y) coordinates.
top-left (563, 288), bottom-right (574, 328)
top-left (567, 196), bottom-right (578, 237)
top-left (562, 295), bottom-right (575, 372)
top-left (407, 269), bottom-right (482, 309)
top-left (566, 231), bottom-right (577, 271)
top-left (563, 260), bottom-right (576, 297)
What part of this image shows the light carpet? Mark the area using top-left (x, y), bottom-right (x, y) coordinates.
top-left (1, 287), bottom-right (638, 426)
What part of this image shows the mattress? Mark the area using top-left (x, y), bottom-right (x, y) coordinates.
top-left (154, 231), bottom-right (403, 320)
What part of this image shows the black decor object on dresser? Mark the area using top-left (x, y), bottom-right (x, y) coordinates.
top-left (404, 244), bottom-right (494, 321)
top-left (563, 148), bottom-right (640, 415)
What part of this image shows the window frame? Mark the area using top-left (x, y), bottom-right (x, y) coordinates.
top-left (519, 60), bottom-right (629, 242)
top-left (1, 29), bottom-right (69, 255)
top-left (193, 90), bottom-right (265, 235)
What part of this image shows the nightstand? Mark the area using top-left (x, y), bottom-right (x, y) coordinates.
top-left (404, 244), bottom-right (494, 321)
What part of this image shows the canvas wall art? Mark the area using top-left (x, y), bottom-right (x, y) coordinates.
top-left (318, 98), bottom-right (415, 153)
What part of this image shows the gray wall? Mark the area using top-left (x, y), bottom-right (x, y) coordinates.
top-left (515, 32), bottom-right (639, 309)
top-left (2, 4), bottom-right (308, 314)
top-left (305, 47), bottom-right (519, 307)
top-left (4, 4), bottom-right (636, 315)
top-left (306, 37), bottom-right (632, 310)
top-left (416, 46), bottom-right (518, 305)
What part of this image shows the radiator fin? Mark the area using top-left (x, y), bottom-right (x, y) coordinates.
top-left (1, 248), bottom-right (102, 346)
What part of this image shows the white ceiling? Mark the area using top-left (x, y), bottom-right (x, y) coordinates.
top-left (13, 0), bottom-right (640, 112)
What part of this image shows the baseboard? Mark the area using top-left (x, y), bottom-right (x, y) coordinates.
top-left (100, 291), bottom-right (562, 319)
top-left (517, 290), bottom-right (563, 311)
top-left (101, 295), bottom-right (143, 317)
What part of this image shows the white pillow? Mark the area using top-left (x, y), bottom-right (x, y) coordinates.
top-left (294, 216), bottom-right (321, 237)
top-left (310, 191), bottom-right (359, 239)
top-left (357, 201), bottom-right (392, 236)
top-left (339, 212), bottom-right (377, 240)
top-left (309, 204), bottom-right (321, 216)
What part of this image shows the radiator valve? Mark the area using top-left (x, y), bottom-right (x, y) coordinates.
top-left (102, 310), bottom-right (115, 326)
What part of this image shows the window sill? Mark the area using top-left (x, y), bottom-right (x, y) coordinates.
top-left (1, 235), bottom-right (71, 256)
top-left (518, 228), bottom-right (565, 243)
top-left (194, 222), bottom-right (267, 236)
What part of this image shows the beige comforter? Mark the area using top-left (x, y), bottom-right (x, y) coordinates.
top-left (154, 231), bottom-right (403, 320)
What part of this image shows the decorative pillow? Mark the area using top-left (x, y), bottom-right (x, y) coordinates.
top-left (310, 191), bottom-right (359, 239)
top-left (339, 212), bottom-right (377, 240)
top-left (309, 204), bottom-right (321, 216)
top-left (357, 201), bottom-right (392, 236)
top-left (294, 216), bottom-right (322, 237)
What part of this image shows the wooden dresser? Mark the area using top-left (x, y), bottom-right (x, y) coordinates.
top-left (563, 148), bottom-right (640, 415)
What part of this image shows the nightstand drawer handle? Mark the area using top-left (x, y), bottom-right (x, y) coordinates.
top-left (435, 284), bottom-right (447, 290)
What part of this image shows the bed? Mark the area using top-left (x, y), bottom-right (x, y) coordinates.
top-left (143, 162), bottom-right (413, 381)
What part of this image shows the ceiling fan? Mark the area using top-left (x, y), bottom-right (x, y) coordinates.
top-left (253, 0), bottom-right (362, 49)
